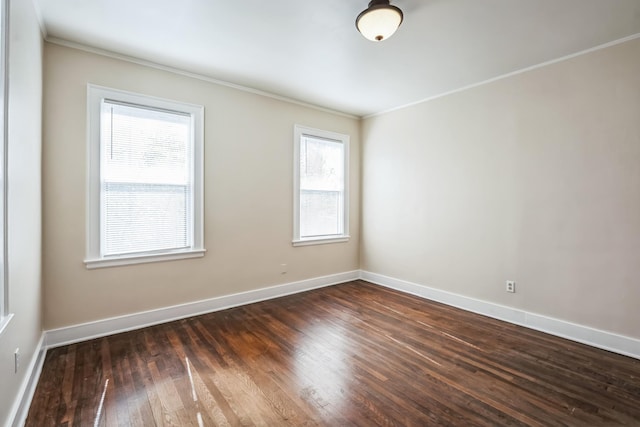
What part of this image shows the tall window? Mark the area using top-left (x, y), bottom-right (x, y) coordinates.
top-left (0, 0), bottom-right (7, 326)
top-left (293, 125), bottom-right (349, 246)
top-left (86, 86), bottom-right (205, 268)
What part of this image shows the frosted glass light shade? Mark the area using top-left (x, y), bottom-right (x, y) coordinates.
top-left (356, 0), bottom-right (403, 42)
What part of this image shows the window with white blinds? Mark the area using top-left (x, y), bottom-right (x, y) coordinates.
top-left (86, 86), bottom-right (204, 268)
top-left (293, 125), bottom-right (349, 246)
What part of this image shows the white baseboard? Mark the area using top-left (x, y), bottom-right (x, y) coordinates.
top-left (360, 270), bottom-right (640, 360)
top-left (7, 333), bottom-right (46, 427)
top-left (45, 270), bottom-right (360, 349)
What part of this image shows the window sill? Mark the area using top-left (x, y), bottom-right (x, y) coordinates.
top-left (292, 236), bottom-right (350, 247)
top-left (0, 313), bottom-right (14, 338)
top-left (84, 249), bottom-right (206, 269)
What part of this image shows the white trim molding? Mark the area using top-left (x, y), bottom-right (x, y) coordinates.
top-left (0, 311), bottom-right (12, 337)
top-left (0, 0), bottom-right (8, 335)
top-left (364, 33), bottom-right (640, 119)
top-left (46, 37), bottom-right (358, 120)
top-left (45, 270), bottom-right (360, 348)
top-left (6, 333), bottom-right (46, 427)
top-left (360, 271), bottom-right (640, 360)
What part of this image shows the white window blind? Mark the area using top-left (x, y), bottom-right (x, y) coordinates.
top-left (293, 125), bottom-right (349, 246)
top-left (299, 136), bottom-right (344, 238)
top-left (101, 101), bottom-right (192, 256)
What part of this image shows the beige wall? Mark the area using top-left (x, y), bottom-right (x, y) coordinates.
top-left (362, 38), bottom-right (640, 339)
top-left (42, 43), bottom-right (360, 329)
top-left (0, 0), bottom-right (43, 424)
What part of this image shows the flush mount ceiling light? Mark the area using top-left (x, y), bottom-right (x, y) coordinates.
top-left (356, 0), bottom-right (404, 42)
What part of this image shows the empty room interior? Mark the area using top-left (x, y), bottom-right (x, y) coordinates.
top-left (2, 0), bottom-right (640, 425)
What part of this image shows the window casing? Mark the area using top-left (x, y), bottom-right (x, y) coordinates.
top-left (293, 125), bottom-right (349, 246)
top-left (0, 0), bottom-right (8, 331)
top-left (85, 85), bottom-right (205, 268)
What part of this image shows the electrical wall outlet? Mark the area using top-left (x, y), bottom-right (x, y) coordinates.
top-left (506, 280), bottom-right (516, 293)
top-left (14, 348), bottom-right (20, 373)
top-left (280, 264), bottom-right (287, 275)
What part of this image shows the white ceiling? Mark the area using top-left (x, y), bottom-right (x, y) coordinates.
top-left (34, 0), bottom-right (640, 117)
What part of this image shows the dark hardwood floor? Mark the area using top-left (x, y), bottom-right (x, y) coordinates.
top-left (26, 281), bottom-right (640, 426)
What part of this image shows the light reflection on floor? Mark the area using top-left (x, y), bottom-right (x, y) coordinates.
top-left (94, 378), bottom-right (109, 427)
top-left (293, 321), bottom-right (352, 413)
top-left (185, 357), bottom-right (205, 427)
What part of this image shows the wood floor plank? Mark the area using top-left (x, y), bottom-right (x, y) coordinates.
top-left (26, 280), bottom-right (640, 426)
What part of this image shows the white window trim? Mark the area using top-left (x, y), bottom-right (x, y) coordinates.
top-left (293, 124), bottom-right (350, 246)
top-left (85, 85), bottom-right (205, 269)
top-left (0, 0), bottom-right (9, 334)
